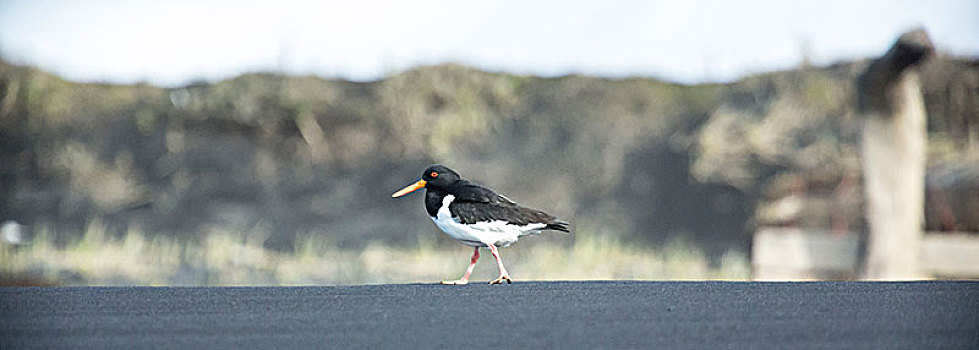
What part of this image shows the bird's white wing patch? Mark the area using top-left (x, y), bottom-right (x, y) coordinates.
top-left (467, 220), bottom-right (545, 234)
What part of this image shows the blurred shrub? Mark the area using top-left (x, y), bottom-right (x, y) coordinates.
top-left (0, 55), bottom-right (977, 272)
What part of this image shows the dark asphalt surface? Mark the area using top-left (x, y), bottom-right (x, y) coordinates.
top-left (2, 281), bottom-right (977, 349)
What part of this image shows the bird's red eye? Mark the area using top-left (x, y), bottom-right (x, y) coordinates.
top-left (430, 171), bottom-right (438, 178)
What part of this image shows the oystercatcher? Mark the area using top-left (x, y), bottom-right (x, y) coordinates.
top-left (391, 165), bottom-right (571, 284)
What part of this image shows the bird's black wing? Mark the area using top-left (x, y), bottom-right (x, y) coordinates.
top-left (448, 182), bottom-right (571, 232)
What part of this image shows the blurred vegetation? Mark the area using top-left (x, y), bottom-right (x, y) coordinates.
top-left (0, 221), bottom-right (748, 285)
top-left (1, 55), bottom-right (977, 285)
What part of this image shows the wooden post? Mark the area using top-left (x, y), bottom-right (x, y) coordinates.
top-left (858, 29), bottom-right (933, 279)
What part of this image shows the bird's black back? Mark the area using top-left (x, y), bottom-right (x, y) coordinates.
top-left (426, 180), bottom-right (570, 232)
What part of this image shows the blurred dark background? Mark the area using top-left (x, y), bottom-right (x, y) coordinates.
top-left (2, 56), bottom-right (977, 268)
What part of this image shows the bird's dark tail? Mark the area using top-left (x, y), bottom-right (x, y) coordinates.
top-left (546, 220), bottom-right (571, 234)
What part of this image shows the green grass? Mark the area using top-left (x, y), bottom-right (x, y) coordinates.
top-left (1, 221), bottom-right (749, 286)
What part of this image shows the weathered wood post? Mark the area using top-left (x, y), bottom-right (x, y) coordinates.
top-left (857, 29), bottom-right (933, 279)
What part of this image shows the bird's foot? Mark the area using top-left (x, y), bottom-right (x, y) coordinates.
top-left (440, 279), bottom-right (469, 285)
top-left (489, 275), bottom-right (512, 284)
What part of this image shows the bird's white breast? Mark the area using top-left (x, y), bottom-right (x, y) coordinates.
top-left (430, 195), bottom-right (545, 247)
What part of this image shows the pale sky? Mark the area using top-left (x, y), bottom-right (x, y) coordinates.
top-left (0, 0), bottom-right (976, 86)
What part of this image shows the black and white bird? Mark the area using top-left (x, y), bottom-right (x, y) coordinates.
top-left (391, 165), bottom-right (570, 285)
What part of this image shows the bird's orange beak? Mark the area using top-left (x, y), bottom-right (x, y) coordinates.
top-left (391, 180), bottom-right (427, 198)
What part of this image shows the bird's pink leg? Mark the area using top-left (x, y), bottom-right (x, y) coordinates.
top-left (487, 244), bottom-right (513, 284)
top-left (441, 247), bottom-right (479, 285)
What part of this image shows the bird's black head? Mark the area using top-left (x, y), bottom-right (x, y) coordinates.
top-left (420, 164), bottom-right (461, 189)
top-left (391, 164), bottom-right (462, 198)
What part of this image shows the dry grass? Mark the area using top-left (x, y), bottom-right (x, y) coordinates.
top-left (1, 221), bottom-right (749, 286)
